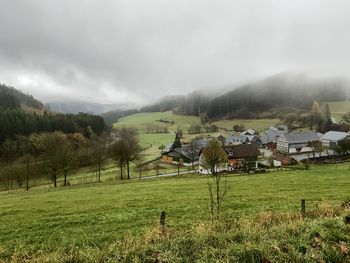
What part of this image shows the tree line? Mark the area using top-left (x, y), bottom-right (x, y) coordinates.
top-left (0, 83), bottom-right (43, 110)
top-left (0, 126), bottom-right (145, 190)
top-left (283, 102), bottom-right (349, 133)
top-left (0, 109), bottom-right (106, 143)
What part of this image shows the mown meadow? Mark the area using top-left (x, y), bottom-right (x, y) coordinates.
top-left (1, 163), bottom-right (349, 262)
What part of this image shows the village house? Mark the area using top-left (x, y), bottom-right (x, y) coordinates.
top-left (225, 134), bottom-right (249, 145)
top-left (162, 139), bottom-right (209, 166)
top-left (321, 131), bottom-right (350, 150)
top-left (225, 133), bottom-right (262, 147)
top-left (260, 128), bottom-right (285, 150)
top-left (276, 131), bottom-right (321, 154)
top-left (225, 144), bottom-right (260, 171)
top-left (198, 144), bottom-right (260, 174)
top-left (273, 154), bottom-right (298, 167)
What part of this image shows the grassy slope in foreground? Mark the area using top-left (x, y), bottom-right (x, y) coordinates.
top-left (0, 163), bottom-right (349, 261)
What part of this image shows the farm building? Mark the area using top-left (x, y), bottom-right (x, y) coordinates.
top-left (225, 134), bottom-right (249, 145)
top-left (321, 131), bottom-right (350, 150)
top-left (276, 131), bottom-right (321, 154)
top-left (225, 144), bottom-right (260, 171)
top-left (260, 128), bottom-right (285, 150)
top-left (198, 144), bottom-right (260, 174)
top-left (273, 154), bottom-right (298, 167)
top-left (162, 139), bottom-right (209, 166)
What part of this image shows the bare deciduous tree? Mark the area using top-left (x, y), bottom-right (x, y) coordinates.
top-left (201, 139), bottom-right (228, 221)
top-left (111, 140), bottom-right (128, 180)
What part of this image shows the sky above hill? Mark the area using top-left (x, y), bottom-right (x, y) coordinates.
top-left (0, 0), bottom-right (350, 105)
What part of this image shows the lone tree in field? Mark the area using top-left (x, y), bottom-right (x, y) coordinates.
top-left (20, 154), bottom-right (35, 190)
top-left (119, 128), bottom-right (141, 179)
top-left (59, 143), bottom-right (77, 186)
top-left (43, 132), bottom-right (66, 187)
top-left (91, 136), bottom-right (108, 183)
top-left (309, 101), bottom-right (323, 131)
top-left (201, 139), bottom-right (228, 221)
top-left (134, 154), bottom-right (146, 180)
top-left (111, 140), bottom-right (128, 180)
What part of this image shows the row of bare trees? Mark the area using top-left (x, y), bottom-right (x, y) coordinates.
top-left (0, 131), bottom-right (111, 189)
top-left (111, 128), bottom-right (143, 180)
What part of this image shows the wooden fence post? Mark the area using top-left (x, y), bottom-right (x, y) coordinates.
top-left (301, 199), bottom-right (306, 218)
top-left (160, 211), bottom-right (166, 234)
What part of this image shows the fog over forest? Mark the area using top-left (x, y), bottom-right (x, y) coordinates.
top-left (1, 0), bottom-right (350, 105)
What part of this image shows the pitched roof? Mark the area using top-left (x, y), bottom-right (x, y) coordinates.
top-left (225, 144), bottom-right (260, 158)
top-left (322, 131), bottom-right (349, 141)
top-left (171, 139), bottom-right (210, 161)
top-left (240, 129), bottom-right (257, 136)
top-left (282, 131), bottom-right (320, 144)
top-left (226, 134), bottom-right (248, 144)
top-left (261, 129), bottom-right (285, 144)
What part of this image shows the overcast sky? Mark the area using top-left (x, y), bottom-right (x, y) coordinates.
top-left (0, 0), bottom-right (350, 105)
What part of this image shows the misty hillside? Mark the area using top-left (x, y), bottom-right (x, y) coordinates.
top-left (140, 95), bottom-right (186, 112)
top-left (0, 83), bottom-right (44, 111)
top-left (100, 108), bottom-right (139, 125)
top-left (46, 101), bottom-right (134, 114)
top-left (0, 84), bottom-right (107, 143)
top-left (175, 72), bottom-right (350, 119)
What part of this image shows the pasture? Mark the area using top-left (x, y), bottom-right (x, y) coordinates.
top-left (322, 100), bottom-right (350, 121)
top-left (114, 111), bottom-right (279, 160)
top-left (1, 163), bottom-right (349, 262)
top-left (212, 118), bottom-right (279, 131)
top-left (322, 101), bottom-right (350, 115)
top-left (114, 111), bottom-right (200, 133)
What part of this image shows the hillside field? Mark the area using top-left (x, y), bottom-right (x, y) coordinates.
top-left (1, 163), bottom-right (350, 262)
top-left (322, 101), bottom-right (350, 114)
top-left (113, 111), bottom-right (201, 133)
top-left (114, 112), bottom-right (279, 160)
top-left (212, 118), bottom-right (279, 132)
top-left (322, 101), bottom-right (350, 121)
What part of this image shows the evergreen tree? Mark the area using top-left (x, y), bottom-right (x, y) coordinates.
top-left (172, 132), bottom-right (182, 149)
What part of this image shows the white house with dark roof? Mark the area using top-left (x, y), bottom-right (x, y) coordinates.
top-left (321, 131), bottom-right (350, 150)
top-left (162, 139), bottom-right (210, 166)
top-left (225, 134), bottom-right (249, 145)
top-left (276, 131), bottom-right (321, 154)
top-left (260, 128), bottom-right (286, 149)
top-left (240, 129), bottom-right (257, 136)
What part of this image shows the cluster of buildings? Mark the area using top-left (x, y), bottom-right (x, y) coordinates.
top-left (161, 125), bottom-right (350, 174)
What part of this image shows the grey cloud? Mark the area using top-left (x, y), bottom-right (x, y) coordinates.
top-left (0, 0), bottom-right (350, 104)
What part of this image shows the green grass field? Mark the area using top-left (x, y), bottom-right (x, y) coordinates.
top-left (114, 112), bottom-right (279, 161)
top-left (322, 101), bottom-right (350, 114)
top-left (114, 111), bottom-right (200, 133)
top-left (1, 163), bottom-right (349, 261)
top-left (322, 101), bottom-right (350, 121)
top-left (212, 118), bottom-right (279, 131)
top-left (114, 112), bottom-right (202, 160)
top-left (138, 133), bottom-right (174, 161)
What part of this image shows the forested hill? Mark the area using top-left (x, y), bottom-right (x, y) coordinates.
top-left (176, 72), bottom-right (350, 119)
top-left (0, 84), bottom-right (107, 143)
top-left (0, 84), bottom-right (44, 111)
